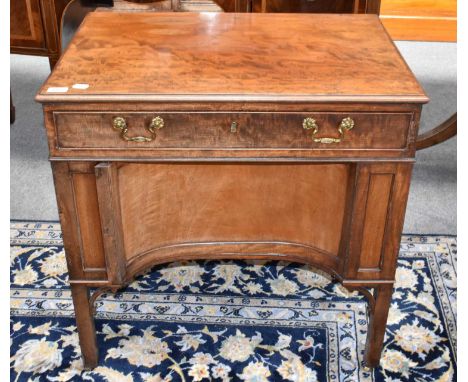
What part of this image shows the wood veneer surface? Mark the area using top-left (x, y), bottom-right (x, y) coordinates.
top-left (117, 163), bottom-right (349, 259)
top-left (37, 12), bottom-right (427, 103)
top-left (10, 0), bottom-right (45, 50)
top-left (380, 0), bottom-right (456, 41)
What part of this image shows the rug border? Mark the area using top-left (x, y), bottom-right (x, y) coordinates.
top-left (9, 219), bottom-right (458, 238)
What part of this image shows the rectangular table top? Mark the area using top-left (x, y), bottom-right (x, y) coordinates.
top-left (37, 12), bottom-right (428, 104)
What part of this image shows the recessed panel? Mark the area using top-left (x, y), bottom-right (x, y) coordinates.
top-left (71, 173), bottom-right (106, 270)
top-left (117, 163), bottom-right (350, 261)
top-left (10, 0), bottom-right (45, 49)
top-left (359, 173), bottom-right (394, 271)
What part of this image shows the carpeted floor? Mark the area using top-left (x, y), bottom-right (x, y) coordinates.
top-left (10, 40), bottom-right (456, 233)
top-left (10, 222), bottom-right (456, 381)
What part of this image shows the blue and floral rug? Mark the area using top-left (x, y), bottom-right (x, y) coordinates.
top-left (10, 222), bottom-right (456, 382)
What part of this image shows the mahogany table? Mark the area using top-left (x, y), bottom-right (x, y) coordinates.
top-left (36, 12), bottom-right (428, 369)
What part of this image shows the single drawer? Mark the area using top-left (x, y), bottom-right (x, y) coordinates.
top-left (53, 111), bottom-right (413, 151)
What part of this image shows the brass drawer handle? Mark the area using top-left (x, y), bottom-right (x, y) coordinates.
top-left (303, 117), bottom-right (355, 144)
top-left (112, 116), bottom-right (164, 142)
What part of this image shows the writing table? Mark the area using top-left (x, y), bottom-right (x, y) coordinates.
top-left (36, 12), bottom-right (428, 368)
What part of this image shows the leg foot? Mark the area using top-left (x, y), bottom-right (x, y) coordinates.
top-left (70, 284), bottom-right (99, 369)
top-left (364, 284), bottom-right (394, 368)
top-left (49, 55), bottom-right (59, 70)
top-left (10, 91), bottom-right (15, 124)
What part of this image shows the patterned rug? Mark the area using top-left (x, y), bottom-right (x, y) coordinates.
top-left (10, 222), bottom-right (456, 382)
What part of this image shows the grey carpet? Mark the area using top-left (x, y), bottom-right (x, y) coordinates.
top-left (10, 41), bottom-right (456, 234)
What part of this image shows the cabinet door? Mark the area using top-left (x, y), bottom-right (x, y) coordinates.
top-left (209, 0), bottom-right (380, 12)
top-left (251, 0), bottom-right (354, 13)
top-left (10, 0), bottom-right (46, 51)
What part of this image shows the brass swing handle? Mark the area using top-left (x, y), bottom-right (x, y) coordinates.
top-left (112, 116), bottom-right (164, 142)
top-left (303, 117), bottom-right (355, 144)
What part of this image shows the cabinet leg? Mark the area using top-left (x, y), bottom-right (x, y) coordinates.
top-left (364, 284), bottom-right (394, 368)
top-left (70, 284), bottom-right (99, 369)
top-left (10, 91), bottom-right (15, 124)
top-left (49, 55), bottom-right (59, 70)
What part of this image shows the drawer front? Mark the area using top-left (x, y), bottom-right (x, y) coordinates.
top-left (53, 111), bottom-right (412, 152)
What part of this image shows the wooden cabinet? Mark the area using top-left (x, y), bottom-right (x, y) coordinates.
top-left (10, 0), bottom-right (73, 68)
top-left (251, 0), bottom-right (358, 13)
top-left (10, 0), bottom-right (46, 50)
top-left (37, 12), bottom-right (427, 370)
top-left (214, 0), bottom-right (380, 13)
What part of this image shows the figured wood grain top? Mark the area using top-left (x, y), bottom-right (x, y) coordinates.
top-left (37, 12), bottom-right (428, 103)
